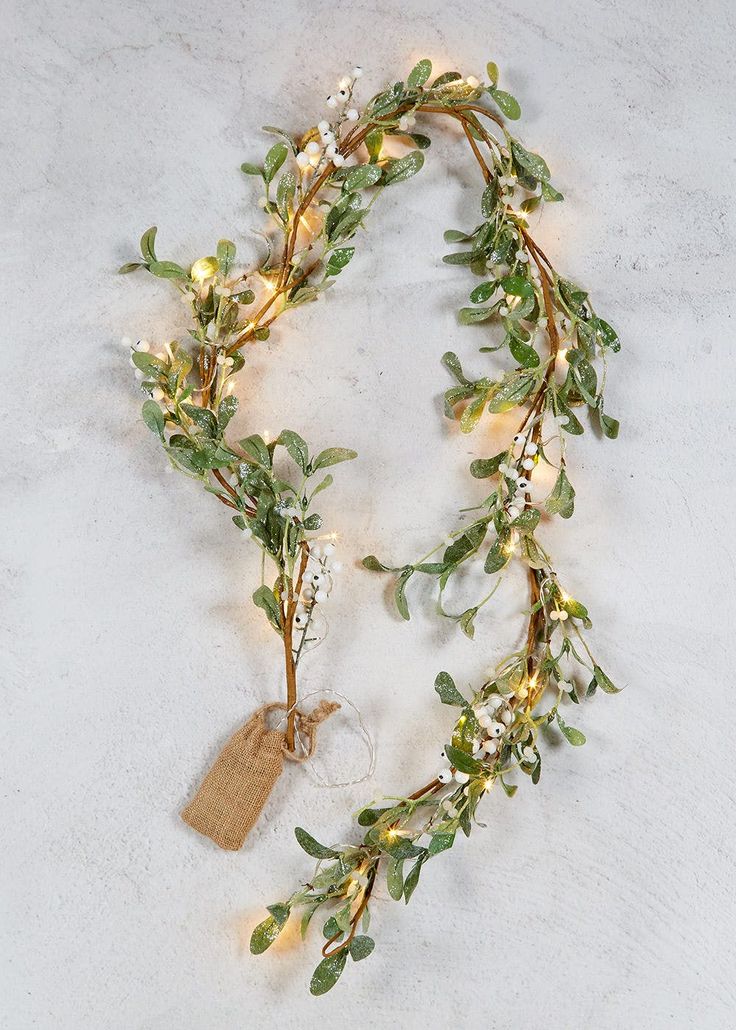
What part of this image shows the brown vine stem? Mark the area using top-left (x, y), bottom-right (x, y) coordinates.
top-left (205, 94), bottom-right (562, 785)
top-left (322, 863), bottom-right (377, 958)
top-left (282, 541), bottom-right (310, 750)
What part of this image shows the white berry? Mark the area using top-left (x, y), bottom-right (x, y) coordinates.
top-left (524, 441), bottom-right (538, 456)
top-left (135, 339), bottom-right (150, 352)
top-left (454, 770), bottom-right (470, 784)
top-left (489, 721), bottom-right (505, 738)
top-left (522, 457), bottom-right (535, 471)
top-left (315, 589), bottom-right (329, 603)
top-left (332, 152), bottom-right (345, 167)
top-left (346, 108), bottom-right (359, 121)
top-left (438, 768), bottom-right (453, 784)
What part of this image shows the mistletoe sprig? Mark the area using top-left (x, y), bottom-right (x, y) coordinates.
top-left (121, 57), bottom-right (621, 994)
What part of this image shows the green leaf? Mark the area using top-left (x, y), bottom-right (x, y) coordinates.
top-left (394, 568), bottom-right (413, 621)
top-left (443, 250), bottom-right (474, 265)
top-left (403, 856), bottom-right (425, 903)
top-left (278, 430), bottom-right (309, 473)
top-left (181, 403), bottom-right (218, 437)
top-left (459, 306), bottom-right (494, 325)
top-left (322, 916), bottom-right (341, 940)
top-left (217, 395), bottom-right (238, 430)
top-left (241, 162), bottom-right (263, 177)
top-left (312, 447), bottom-right (357, 470)
top-left (591, 317), bottom-right (620, 352)
top-left (556, 712), bottom-right (586, 746)
top-left (294, 826), bottom-right (340, 860)
top-left (470, 452), bottom-right (505, 478)
top-left (545, 467), bottom-right (575, 519)
top-left (567, 351), bottom-right (598, 405)
top-left (434, 671), bottom-right (466, 707)
top-left (383, 150), bottom-right (424, 185)
top-left (432, 71), bottom-right (462, 87)
top-left (460, 391), bottom-right (489, 433)
top-left (442, 351), bottom-right (470, 385)
top-left (509, 336), bottom-right (540, 368)
top-left (444, 744), bottom-right (482, 775)
top-left (386, 857), bottom-right (405, 900)
top-left (325, 247), bottom-right (355, 277)
top-left (276, 169), bottom-right (297, 221)
top-left (349, 936), bottom-right (375, 962)
top-left (141, 399), bottom-right (165, 440)
top-left (598, 408), bottom-right (620, 440)
top-left (459, 606), bottom-right (478, 639)
top-left (500, 274), bottom-right (534, 298)
top-left (511, 141), bottom-right (551, 183)
top-left (443, 228), bottom-right (474, 243)
top-left (358, 806), bottom-right (390, 827)
top-left (250, 905), bottom-right (289, 954)
top-left (512, 507), bottom-right (540, 534)
top-left (487, 374), bottom-right (535, 413)
top-left (118, 261), bottom-right (144, 274)
top-left (149, 260), bottom-right (188, 280)
top-left (484, 537), bottom-right (509, 574)
top-left (486, 61), bottom-right (499, 88)
top-left (310, 951), bottom-right (348, 996)
top-left (239, 434), bottom-right (272, 468)
top-left (343, 164), bottom-right (383, 191)
top-left (407, 58), bottom-right (432, 88)
top-left (428, 831), bottom-right (455, 856)
top-left (470, 280), bottom-right (496, 304)
top-left (556, 400), bottom-right (584, 436)
top-left (139, 225), bottom-right (157, 263)
top-left (560, 595), bottom-right (590, 623)
top-left (490, 88), bottom-right (521, 120)
top-left (365, 128), bottom-right (383, 162)
top-left (593, 665), bottom-right (621, 694)
top-left (264, 142), bottom-right (288, 184)
top-left (362, 555), bottom-right (392, 573)
top-left (216, 238), bottom-right (236, 275)
top-left (252, 585), bottom-right (282, 632)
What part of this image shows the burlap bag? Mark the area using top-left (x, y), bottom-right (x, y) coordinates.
top-left (181, 700), bottom-right (339, 850)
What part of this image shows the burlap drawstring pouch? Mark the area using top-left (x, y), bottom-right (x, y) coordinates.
top-left (181, 700), bottom-right (340, 851)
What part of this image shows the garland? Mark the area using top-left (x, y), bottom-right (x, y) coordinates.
top-left (120, 58), bottom-right (621, 995)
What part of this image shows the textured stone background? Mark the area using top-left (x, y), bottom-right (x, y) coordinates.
top-left (2, 0), bottom-right (735, 1027)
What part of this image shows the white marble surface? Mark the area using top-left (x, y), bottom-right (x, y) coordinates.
top-left (2, 0), bottom-right (735, 1027)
